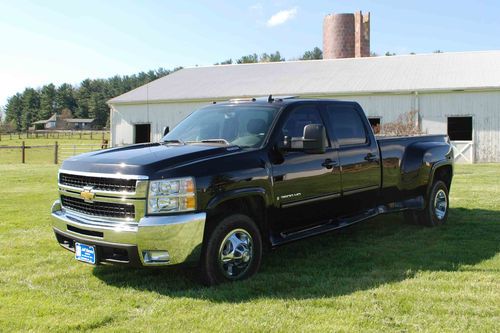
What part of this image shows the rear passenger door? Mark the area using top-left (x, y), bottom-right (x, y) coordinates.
top-left (323, 104), bottom-right (380, 211)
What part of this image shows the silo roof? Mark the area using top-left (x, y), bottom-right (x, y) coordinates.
top-left (108, 51), bottom-right (500, 105)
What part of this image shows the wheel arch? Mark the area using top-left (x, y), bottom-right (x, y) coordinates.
top-left (428, 161), bottom-right (453, 194)
top-left (204, 188), bottom-right (270, 246)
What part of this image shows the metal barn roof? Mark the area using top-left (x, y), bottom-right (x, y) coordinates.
top-left (108, 51), bottom-right (500, 104)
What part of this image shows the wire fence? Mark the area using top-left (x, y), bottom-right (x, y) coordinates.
top-left (0, 141), bottom-right (108, 164)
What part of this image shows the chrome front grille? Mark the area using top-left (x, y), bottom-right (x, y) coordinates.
top-left (59, 173), bottom-right (137, 192)
top-left (61, 195), bottom-right (135, 219)
top-left (58, 170), bottom-right (148, 222)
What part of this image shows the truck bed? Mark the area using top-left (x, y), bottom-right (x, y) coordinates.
top-left (376, 134), bottom-right (449, 195)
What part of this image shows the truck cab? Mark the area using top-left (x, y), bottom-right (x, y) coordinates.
top-left (52, 97), bottom-right (453, 285)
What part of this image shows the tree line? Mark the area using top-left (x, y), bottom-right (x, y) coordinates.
top-left (1, 68), bottom-right (179, 132)
top-left (1, 47), bottom-right (323, 132)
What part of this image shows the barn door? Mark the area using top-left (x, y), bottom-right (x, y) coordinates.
top-left (134, 124), bottom-right (151, 143)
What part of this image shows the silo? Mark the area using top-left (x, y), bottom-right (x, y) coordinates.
top-left (323, 13), bottom-right (355, 59)
top-left (323, 11), bottom-right (370, 59)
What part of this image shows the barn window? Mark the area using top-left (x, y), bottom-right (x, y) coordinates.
top-left (368, 117), bottom-right (381, 134)
top-left (447, 116), bottom-right (472, 141)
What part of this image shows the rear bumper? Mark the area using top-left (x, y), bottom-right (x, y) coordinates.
top-left (51, 200), bottom-right (206, 266)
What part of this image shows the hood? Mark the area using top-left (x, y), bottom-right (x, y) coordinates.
top-left (60, 142), bottom-right (240, 176)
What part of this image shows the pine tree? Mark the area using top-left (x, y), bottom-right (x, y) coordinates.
top-left (5, 93), bottom-right (23, 131)
top-left (21, 88), bottom-right (40, 130)
top-left (39, 83), bottom-right (57, 120)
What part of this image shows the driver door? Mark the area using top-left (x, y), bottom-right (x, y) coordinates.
top-left (271, 104), bottom-right (342, 233)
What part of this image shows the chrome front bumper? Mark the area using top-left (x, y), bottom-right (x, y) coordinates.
top-left (51, 200), bottom-right (206, 266)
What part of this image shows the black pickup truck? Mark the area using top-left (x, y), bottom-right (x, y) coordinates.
top-left (52, 97), bottom-right (453, 285)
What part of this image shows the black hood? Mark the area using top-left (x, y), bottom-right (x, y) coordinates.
top-left (61, 143), bottom-right (240, 177)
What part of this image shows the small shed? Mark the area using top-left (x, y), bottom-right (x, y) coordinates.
top-left (32, 114), bottom-right (65, 130)
top-left (64, 118), bottom-right (95, 130)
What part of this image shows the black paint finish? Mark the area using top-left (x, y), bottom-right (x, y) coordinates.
top-left (60, 99), bottom-right (454, 246)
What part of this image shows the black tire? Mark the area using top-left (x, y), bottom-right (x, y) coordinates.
top-left (199, 214), bottom-right (262, 286)
top-left (406, 180), bottom-right (449, 227)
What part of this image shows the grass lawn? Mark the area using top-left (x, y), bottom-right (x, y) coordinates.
top-left (0, 163), bottom-right (499, 332)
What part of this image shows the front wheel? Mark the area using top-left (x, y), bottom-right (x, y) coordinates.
top-left (199, 214), bottom-right (262, 285)
top-left (405, 180), bottom-right (450, 227)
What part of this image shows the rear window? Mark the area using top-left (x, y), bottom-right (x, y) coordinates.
top-left (326, 106), bottom-right (368, 146)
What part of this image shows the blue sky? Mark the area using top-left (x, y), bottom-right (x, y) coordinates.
top-left (1, 0), bottom-right (499, 108)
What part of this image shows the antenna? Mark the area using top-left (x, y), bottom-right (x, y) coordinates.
top-left (146, 83), bottom-right (149, 123)
top-left (267, 94), bottom-right (274, 103)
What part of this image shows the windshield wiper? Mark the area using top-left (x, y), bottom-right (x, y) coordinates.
top-left (161, 139), bottom-right (185, 145)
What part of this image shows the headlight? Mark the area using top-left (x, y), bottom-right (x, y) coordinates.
top-left (148, 177), bottom-right (196, 214)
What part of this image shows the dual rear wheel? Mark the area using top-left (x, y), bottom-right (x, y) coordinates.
top-left (404, 180), bottom-right (450, 227)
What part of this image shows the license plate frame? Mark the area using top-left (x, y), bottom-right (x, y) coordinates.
top-left (75, 242), bottom-right (96, 265)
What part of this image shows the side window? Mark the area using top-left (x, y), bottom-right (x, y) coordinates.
top-left (326, 106), bottom-right (368, 146)
top-left (282, 106), bottom-right (324, 139)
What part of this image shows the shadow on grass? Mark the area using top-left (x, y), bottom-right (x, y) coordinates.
top-left (92, 208), bottom-right (500, 302)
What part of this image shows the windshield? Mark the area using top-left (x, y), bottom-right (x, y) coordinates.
top-left (162, 104), bottom-right (280, 148)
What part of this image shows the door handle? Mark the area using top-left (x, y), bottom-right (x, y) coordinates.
top-left (322, 158), bottom-right (338, 169)
top-left (364, 153), bottom-right (377, 162)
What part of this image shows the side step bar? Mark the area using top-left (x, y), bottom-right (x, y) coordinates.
top-left (270, 196), bottom-right (424, 247)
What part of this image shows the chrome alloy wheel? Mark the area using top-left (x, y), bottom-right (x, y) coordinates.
top-left (218, 228), bottom-right (253, 279)
top-left (434, 189), bottom-right (448, 220)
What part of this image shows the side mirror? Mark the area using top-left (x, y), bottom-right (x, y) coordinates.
top-left (163, 126), bottom-right (170, 136)
top-left (282, 124), bottom-right (326, 154)
top-left (302, 124), bottom-right (327, 153)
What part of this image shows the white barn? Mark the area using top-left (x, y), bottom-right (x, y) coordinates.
top-left (108, 51), bottom-right (500, 163)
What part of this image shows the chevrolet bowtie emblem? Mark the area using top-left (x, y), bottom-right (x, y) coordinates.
top-left (80, 186), bottom-right (95, 202)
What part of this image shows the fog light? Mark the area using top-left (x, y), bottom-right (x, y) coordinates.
top-left (143, 250), bottom-right (170, 263)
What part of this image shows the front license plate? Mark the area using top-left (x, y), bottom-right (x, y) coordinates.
top-left (75, 242), bottom-right (96, 264)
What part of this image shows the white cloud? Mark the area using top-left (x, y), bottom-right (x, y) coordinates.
top-left (266, 7), bottom-right (298, 27)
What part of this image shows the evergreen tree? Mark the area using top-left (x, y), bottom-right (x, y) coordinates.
top-left (56, 83), bottom-right (77, 112)
top-left (5, 93), bottom-right (23, 130)
top-left (39, 83), bottom-right (57, 120)
top-left (260, 51), bottom-right (285, 62)
top-left (21, 88), bottom-right (40, 130)
top-left (300, 47), bottom-right (322, 60)
top-left (237, 54), bottom-right (259, 64)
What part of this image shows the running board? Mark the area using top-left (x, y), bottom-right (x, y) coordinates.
top-left (270, 196), bottom-right (424, 247)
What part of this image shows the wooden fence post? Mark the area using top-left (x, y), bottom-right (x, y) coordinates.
top-left (54, 141), bottom-right (58, 164)
top-left (90, 131), bottom-right (93, 140)
top-left (21, 141), bottom-right (25, 163)
top-left (18, 132), bottom-right (21, 139)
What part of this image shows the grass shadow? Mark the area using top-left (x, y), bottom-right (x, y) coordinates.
top-left (92, 207), bottom-right (500, 302)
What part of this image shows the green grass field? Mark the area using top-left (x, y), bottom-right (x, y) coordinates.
top-left (0, 164), bottom-right (499, 332)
